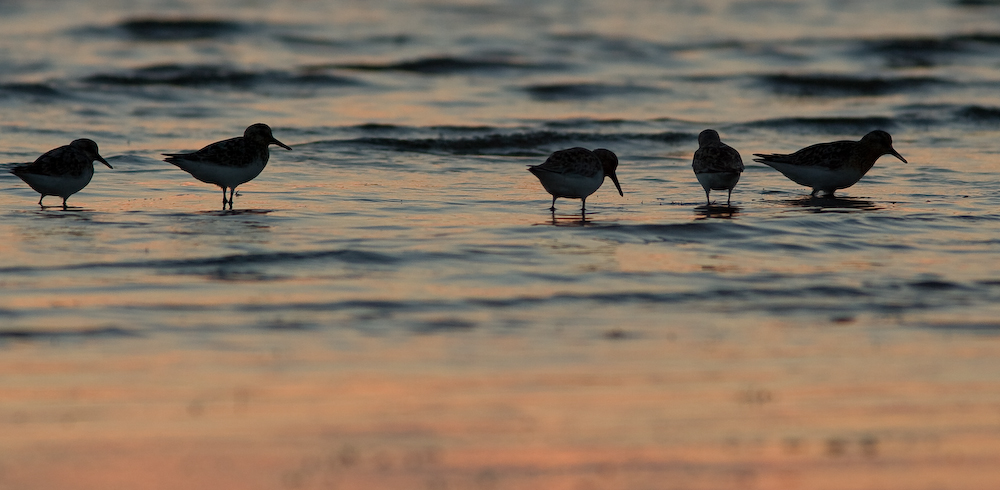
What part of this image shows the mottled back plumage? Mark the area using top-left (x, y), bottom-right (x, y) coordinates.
top-left (12, 139), bottom-right (111, 178)
top-left (164, 123), bottom-right (289, 169)
top-left (692, 130), bottom-right (744, 174)
top-left (531, 147), bottom-right (603, 178)
top-left (692, 129), bottom-right (743, 205)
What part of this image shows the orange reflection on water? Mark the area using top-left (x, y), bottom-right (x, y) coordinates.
top-left (2, 326), bottom-right (1000, 489)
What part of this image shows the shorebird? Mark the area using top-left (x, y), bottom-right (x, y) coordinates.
top-left (753, 130), bottom-right (906, 196)
top-left (528, 147), bottom-right (623, 211)
top-left (164, 123), bottom-right (291, 207)
top-left (692, 129), bottom-right (744, 206)
top-left (10, 138), bottom-right (113, 208)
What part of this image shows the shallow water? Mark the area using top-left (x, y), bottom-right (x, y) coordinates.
top-left (2, 0), bottom-right (1000, 488)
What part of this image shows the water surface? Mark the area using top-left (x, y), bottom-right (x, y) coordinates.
top-left (2, 0), bottom-right (1000, 488)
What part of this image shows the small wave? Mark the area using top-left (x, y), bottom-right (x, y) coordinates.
top-left (471, 285), bottom-right (870, 309)
top-left (350, 131), bottom-right (577, 154)
top-left (920, 322), bottom-right (1000, 332)
top-left (85, 64), bottom-right (256, 86)
top-left (0, 83), bottom-right (63, 99)
top-left (344, 129), bottom-right (688, 154)
top-left (759, 74), bottom-right (944, 96)
top-left (740, 116), bottom-right (898, 134)
top-left (413, 319), bottom-right (476, 333)
top-left (276, 34), bottom-right (350, 48)
top-left (954, 0), bottom-right (1000, 6)
top-left (118, 18), bottom-right (244, 40)
top-left (594, 222), bottom-right (761, 245)
top-left (0, 327), bottom-right (140, 341)
top-left (332, 56), bottom-right (548, 74)
top-left (954, 105), bottom-right (1000, 121)
top-left (83, 64), bottom-right (359, 88)
top-left (0, 249), bottom-right (399, 275)
top-left (909, 279), bottom-right (967, 291)
top-left (523, 82), bottom-right (665, 100)
top-left (897, 103), bottom-right (1000, 127)
top-left (859, 33), bottom-right (1000, 67)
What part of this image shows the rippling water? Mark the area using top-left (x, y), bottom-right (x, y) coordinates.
top-left (3, 0), bottom-right (1000, 488)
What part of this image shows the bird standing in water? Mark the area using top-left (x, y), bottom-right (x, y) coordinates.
top-left (164, 123), bottom-right (291, 208)
top-left (528, 147), bottom-right (623, 211)
top-left (10, 138), bottom-right (113, 209)
top-left (753, 130), bottom-right (906, 197)
top-left (692, 129), bottom-right (744, 206)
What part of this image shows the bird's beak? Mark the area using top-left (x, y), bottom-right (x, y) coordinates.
top-left (98, 156), bottom-right (113, 169)
top-left (608, 171), bottom-right (623, 197)
top-left (273, 138), bottom-right (292, 151)
top-left (889, 148), bottom-right (907, 164)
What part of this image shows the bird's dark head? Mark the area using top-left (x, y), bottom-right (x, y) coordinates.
top-left (245, 123), bottom-right (292, 151)
top-left (698, 129), bottom-right (721, 148)
top-left (594, 148), bottom-right (623, 197)
top-left (70, 138), bottom-right (112, 169)
top-left (862, 130), bottom-right (906, 164)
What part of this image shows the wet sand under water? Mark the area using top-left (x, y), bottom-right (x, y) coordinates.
top-left (4, 0), bottom-right (1000, 487)
top-left (2, 320), bottom-right (999, 490)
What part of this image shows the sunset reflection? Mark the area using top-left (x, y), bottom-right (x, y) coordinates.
top-left (3, 0), bottom-right (1000, 488)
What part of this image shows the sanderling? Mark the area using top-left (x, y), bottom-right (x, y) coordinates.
top-left (164, 123), bottom-right (291, 207)
top-left (528, 147), bottom-right (623, 211)
top-left (10, 138), bottom-right (112, 208)
top-left (753, 130), bottom-right (906, 197)
top-left (692, 129), bottom-right (744, 206)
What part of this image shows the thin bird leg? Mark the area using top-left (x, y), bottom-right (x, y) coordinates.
top-left (549, 196), bottom-right (557, 211)
top-left (705, 189), bottom-right (711, 205)
top-left (727, 188), bottom-right (733, 206)
top-left (581, 197), bottom-right (587, 211)
top-left (37, 196), bottom-right (44, 207)
top-left (229, 188), bottom-right (235, 204)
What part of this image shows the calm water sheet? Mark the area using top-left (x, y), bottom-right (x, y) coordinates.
top-left (2, 0), bottom-right (1000, 488)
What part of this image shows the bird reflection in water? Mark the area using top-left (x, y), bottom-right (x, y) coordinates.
top-left (543, 208), bottom-right (592, 227)
top-left (694, 204), bottom-right (742, 220)
top-left (785, 195), bottom-right (881, 212)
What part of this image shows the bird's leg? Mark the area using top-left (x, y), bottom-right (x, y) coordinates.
top-left (580, 197), bottom-right (586, 212)
top-left (229, 188), bottom-right (235, 205)
top-left (61, 197), bottom-right (68, 210)
top-left (727, 188), bottom-right (733, 206)
top-left (549, 196), bottom-right (556, 211)
top-left (705, 189), bottom-right (711, 206)
top-left (37, 196), bottom-right (44, 207)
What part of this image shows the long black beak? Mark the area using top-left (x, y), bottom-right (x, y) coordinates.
top-left (608, 171), bottom-right (623, 196)
top-left (889, 148), bottom-right (907, 164)
top-left (272, 138), bottom-right (292, 151)
top-left (97, 155), bottom-right (113, 169)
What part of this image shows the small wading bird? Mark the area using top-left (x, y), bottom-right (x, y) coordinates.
top-left (10, 138), bottom-right (113, 209)
top-left (753, 130), bottom-right (907, 197)
top-left (692, 129), bottom-right (744, 206)
top-left (164, 123), bottom-right (291, 207)
top-left (528, 147), bottom-right (623, 211)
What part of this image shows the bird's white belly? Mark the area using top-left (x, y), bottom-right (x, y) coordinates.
top-left (19, 168), bottom-right (94, 198)
top-left (536, 172), bottom-right (604, 199)
top-left (765, 162), bottom-right (864, 191)
top-left (696, 172), bottom-right (740, 191)
top-left (177, 159), bottom-right (266, 188)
